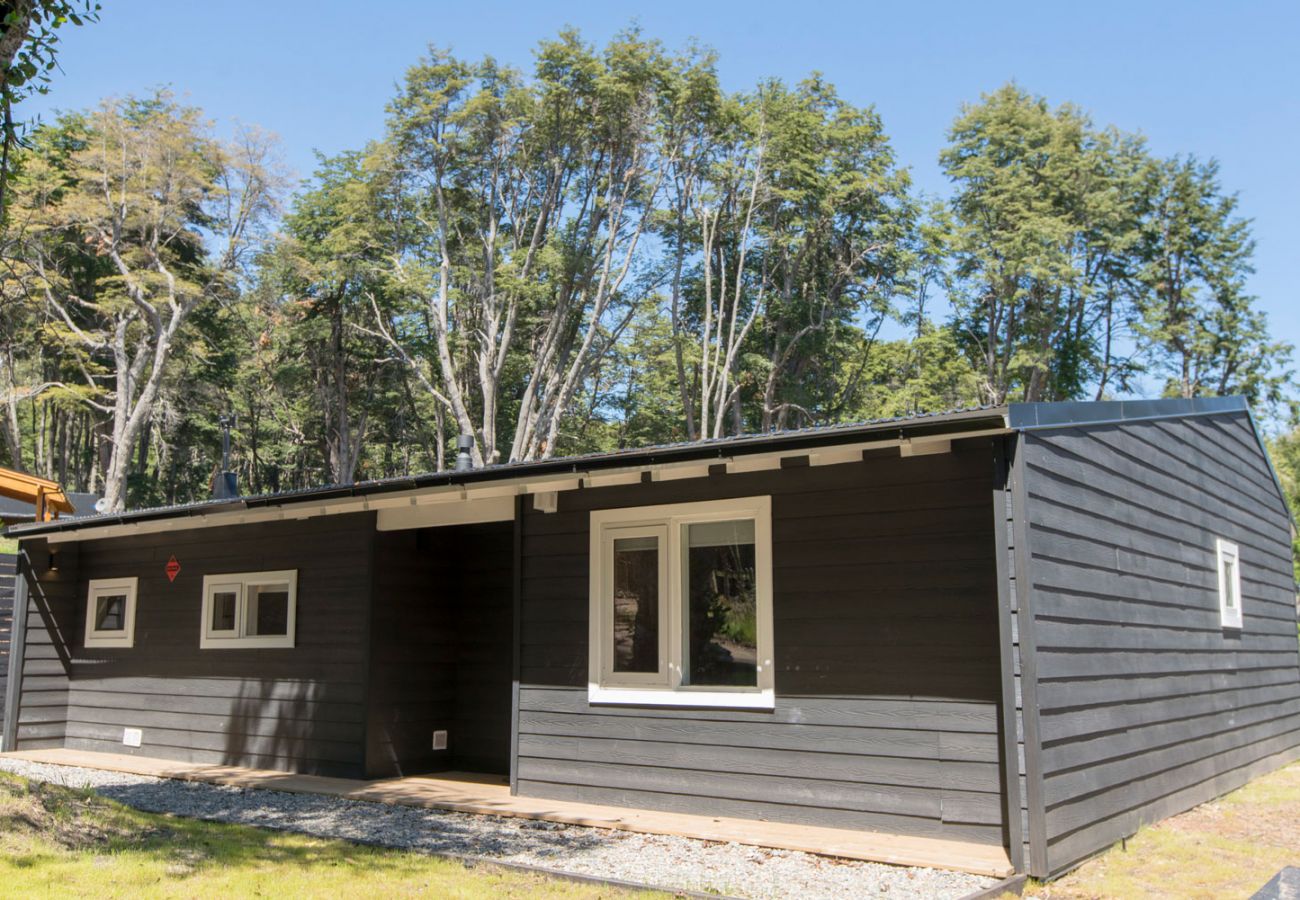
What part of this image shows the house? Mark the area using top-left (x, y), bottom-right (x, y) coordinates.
top-left (2, 396), bottom-right (1297, 879)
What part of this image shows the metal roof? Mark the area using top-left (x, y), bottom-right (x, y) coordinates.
top-left (2, 396), bottom-right (1267, 540)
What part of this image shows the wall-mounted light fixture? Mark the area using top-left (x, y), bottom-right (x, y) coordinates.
top-left (47, 550), bottom-right (58, 571)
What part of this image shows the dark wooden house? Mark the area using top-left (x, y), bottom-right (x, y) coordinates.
top-left (3, 397), bottom-right (1298, 878)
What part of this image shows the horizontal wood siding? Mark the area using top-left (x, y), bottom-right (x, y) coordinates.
top-left (1020, 413), bottom-right (1300, 876)
top-left (0, 553), bottom-right (15, 739)
top-left (367, 522), bottom-right (513, 778)
top-left (12, 539), bottom-right (80, 750)
top-left (14, 515), bottom-right (375, 778)
top-left (517, 440), bottom-right (1006, 845)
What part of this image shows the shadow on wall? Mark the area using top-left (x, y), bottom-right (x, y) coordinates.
top-left (222, 678), bottom-right (342, 775)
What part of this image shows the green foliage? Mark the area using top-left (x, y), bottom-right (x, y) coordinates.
top-left (1266, 430), bottom-right (1300, 582)
top-left (0, 26), bottom-right (1292, 510)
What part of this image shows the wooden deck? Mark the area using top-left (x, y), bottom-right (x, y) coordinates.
top-left (2, 747), bottom-right (1013, 877)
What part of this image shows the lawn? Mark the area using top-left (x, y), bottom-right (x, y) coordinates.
top-left (0, 534), bottom-right (17, 554)
top-left (1034, 761), bottom-right (1300, 899)
top-left (0, 770), bottom-right (662, 899)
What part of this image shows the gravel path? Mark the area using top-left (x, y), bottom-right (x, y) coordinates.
top-left (0, 757), bottom-right (996, 900)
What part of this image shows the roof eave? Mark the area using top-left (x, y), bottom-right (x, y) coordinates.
top-left (4, 407), bottom-right (1010, 540)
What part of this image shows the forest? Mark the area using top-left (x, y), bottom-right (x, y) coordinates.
top-left (0, 20), bottom-right (1295, 515)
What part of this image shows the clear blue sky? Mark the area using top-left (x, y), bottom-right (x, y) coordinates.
top-left (26, 0), bottom-right (1300, 355)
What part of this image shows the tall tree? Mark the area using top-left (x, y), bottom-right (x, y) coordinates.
top-left (1133, 155), bottom-right (1293, 409)
top-left (368, 31), bottom-right (675, 465)
top-left (941, 84), bottom-right (1145, 403)
top-left (10, 94), bottom-right (281, 510)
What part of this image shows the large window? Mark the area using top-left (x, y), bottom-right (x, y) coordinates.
top-left (84, 577), bottom-right (138, 649)
top-left (588, 496), bottom-right (773, 708)
top-left (1215, 539), bottom-right (1243, 629)
top-left (200, 570), bottom-right (297, 649)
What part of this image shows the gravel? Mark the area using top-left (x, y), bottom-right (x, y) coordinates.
top-left (0, 757), bottom-right (997, 900)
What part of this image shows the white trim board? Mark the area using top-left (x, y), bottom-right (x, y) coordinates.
top-left (39, 428), bottom-right (1009, 545)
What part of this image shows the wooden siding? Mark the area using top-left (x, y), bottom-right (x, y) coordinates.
top-left (367, 522), bottom-right (513, 778)
top-left (1019, 413), bottom-right (1300, 876)
top-left (0, 553), bottom-right (14, 739)
top-left (516, 440), bottom-right (1007, 846)
top-left (12, 515), bottom-right (376, 778)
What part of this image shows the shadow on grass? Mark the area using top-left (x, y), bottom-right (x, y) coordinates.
top-left (82, 777), bottom-right (612, 864)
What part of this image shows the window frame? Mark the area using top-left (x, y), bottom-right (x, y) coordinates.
top-left (1215, 538), bottom-right (1243, 629)
top-left (84, 577), bottom-right (138, 649)
top-left (588, 496), bottom-right (774, 709)
top-left (200, 569), bottom-right (298, 649)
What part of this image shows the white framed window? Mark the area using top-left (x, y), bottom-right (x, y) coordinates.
top-left (84, 577), bottom-right (138, 648)
top-left (1215, 539), bottom-right (1243, 629)
top-left (588, 496), bottom-right (774, 708)
top-left (200, 570), bottom-right (297, 649)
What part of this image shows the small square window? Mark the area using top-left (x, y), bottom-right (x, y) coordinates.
top-left (200, 570), bottom-right (297, 649)
top-left (1215, 539), bottom-right (1243, 629)
top-left (85, 578), bottom-right (138, 648)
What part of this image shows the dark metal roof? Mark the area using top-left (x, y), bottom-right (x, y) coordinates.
top-left (3, 396), bottom-right (1271, 541)
top-left (5, 405), bottom-right (1008, 539)
top-left (1007, 395), bottom-right (1247, 429)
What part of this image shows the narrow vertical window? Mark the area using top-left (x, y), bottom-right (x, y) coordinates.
top-left (683, 519), bottom-right (758, 688)
top-left (598, 526), bottom-right (667, 685)
top-left (612, 535), bottom-right (661, 674)
top-left (1216, 539), bottom-right (1243, 629)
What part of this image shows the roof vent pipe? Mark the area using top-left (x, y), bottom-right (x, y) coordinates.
top-left (212, 414), bottom-right (239, 500)
top-left (455, 434), bottom-right (475, 472)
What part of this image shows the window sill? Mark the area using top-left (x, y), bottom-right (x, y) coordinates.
top-left (84, 636), bottom-right (134, 649)
top-left (200, 636), bottom-right (295, 650)
top-left (587, 685), bottom-right (775, 709)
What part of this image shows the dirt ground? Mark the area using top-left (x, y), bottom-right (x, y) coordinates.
top-left (1031, 761), bottom-right (1300, 900)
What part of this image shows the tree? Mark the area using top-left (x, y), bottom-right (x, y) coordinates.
top-left (0, 0), bottom-right (98, 221)
top-left (941, 84), bottom-right (1146, 404)
top-left (1133, 155), bottom-right (1293, 410)
top-left (664, 75), bottom-right (914, 437)
top-left (10, 94), bottom-right (281, 510)
top-left (368, 32), bottom-right (679, 464)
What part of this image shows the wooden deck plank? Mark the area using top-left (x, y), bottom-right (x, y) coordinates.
top-left (2, 747), bottom-right (1012, 876)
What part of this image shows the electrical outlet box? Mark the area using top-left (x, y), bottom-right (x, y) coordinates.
top-left (123, 727), bottom-right (143, 748)
top-left (432, 729), bottom-right (448, 751)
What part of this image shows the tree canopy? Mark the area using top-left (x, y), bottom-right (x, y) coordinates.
top-left (0, 30), bottom-right (1292, 512)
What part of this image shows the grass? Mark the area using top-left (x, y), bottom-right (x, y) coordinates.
top-left (0, 770), bottom-right (664, 899)
top-left (1033, 761), bottom-right (1300, 899)
top-left (0, 534), bottom-right (17, 553)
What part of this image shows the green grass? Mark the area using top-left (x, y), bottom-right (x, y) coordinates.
top-left (1034, 761), bottom-right (1300, 899)
top-left (0, 535), bottom-right (17, 554)
top-left (0, 771), bottom-right (663, 899)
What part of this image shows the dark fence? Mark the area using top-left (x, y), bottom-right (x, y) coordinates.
top-left (0, 552), bottom-right (15, 741)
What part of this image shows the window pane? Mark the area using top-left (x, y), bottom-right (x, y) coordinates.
top-left (95, 595), bottom-right (126, 632)
top-left (1223, 558), bottom-right (1237, 609)
top-left (685, 520), bottom-right (757, 687)
top-left (247, 584), bottom-right (290, 637)
top-left (211, 590), bottom-right (238, 632)
top-left (611, 536), bottom-right (659, 673)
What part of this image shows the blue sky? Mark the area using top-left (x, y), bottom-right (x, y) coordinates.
top-left (25, 0), bottom-right (1300, 358)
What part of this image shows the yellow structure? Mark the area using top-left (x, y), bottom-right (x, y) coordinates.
top-left (0, 467), bottom-right (75, 522)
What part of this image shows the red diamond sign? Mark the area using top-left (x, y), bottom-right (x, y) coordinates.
top-left (165, 555), bottom-right (181, 582)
